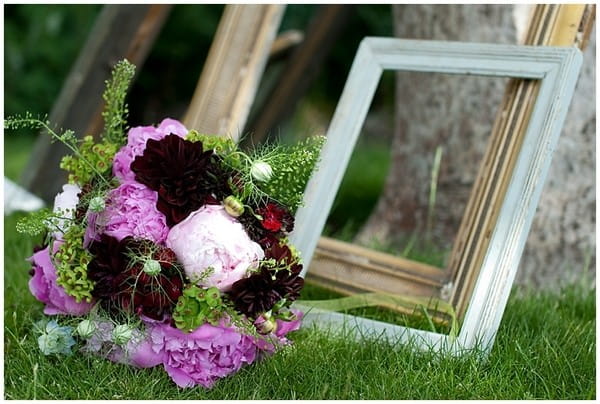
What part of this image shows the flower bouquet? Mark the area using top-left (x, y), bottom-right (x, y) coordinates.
top-left (7, 60), bottom-right (323, 388)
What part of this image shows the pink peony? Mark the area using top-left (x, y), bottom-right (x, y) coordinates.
top-left (85, 181), bottom-right (169, 245)
top-left (139, 315), bottom-right (302, 388)
top-left (166, 205), bottom-right (264, 291)
top-left (113, 118), bottom-right (188, 181)
top-left (52, 183), bottom-right (81, 240)
top-left (28, 243), bottom-right (94, 316)
top-left (146, 321), bottom-right (260, 388)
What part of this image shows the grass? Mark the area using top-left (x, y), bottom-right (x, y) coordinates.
top-left (3, 131), bottom-right (595, 399)
top-left (3, 212), bottom-right (596, 399)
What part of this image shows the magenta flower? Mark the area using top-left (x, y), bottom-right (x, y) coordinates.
top-left (28, 243), bottom-right (95, 315)
top-left (85, 181), bottom-right (169, 245)
top-left (133, 313), bottom-right (303, 388)
top-left (147, 321), bottom-right (259, 388)
top-left (113, 118), bottom-right (188, 181)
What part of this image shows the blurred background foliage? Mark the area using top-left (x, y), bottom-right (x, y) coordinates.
top-left (4, 4), bottom-right (394, 238)
top-left (4, 4), bottom-right (393, 128)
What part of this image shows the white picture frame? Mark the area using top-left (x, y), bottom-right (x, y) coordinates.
top-left (290, 37), bottom-right (582, 354)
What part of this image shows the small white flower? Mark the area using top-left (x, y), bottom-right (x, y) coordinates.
top-left (250, 161), bottom-right (273, 182)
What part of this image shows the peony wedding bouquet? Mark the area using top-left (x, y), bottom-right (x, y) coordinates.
top-left (8, 60), bottom-right (323, 388)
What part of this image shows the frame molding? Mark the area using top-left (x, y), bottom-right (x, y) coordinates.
top-left (291, 38), bottom-right (582, 354)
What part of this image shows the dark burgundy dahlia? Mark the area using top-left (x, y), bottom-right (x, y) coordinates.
top-left (228, 266), bottom-right (303, 318)
top-left (228, 243), bottom-right (304, 317)
top-left (130, 134), bottom-right (231, 226)
top-left (87, 235), bottom-right (184, 319)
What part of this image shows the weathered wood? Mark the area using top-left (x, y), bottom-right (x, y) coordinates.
top-left (20, 4), bottom-right (172, 203)
top-left (182, 4), bottom-right (285, 140)
top-left (448, 4), bottom-right (595, 318)
top-left (268, 30), bottom-right (304, 62)
top-left (306, 237), bottom-right (445, 315)
top-left (244, 4), bottom-right (353, 145)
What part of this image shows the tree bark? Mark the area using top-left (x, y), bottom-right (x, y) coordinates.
top-left (357, 4), bottom-right (515, 247)
top-left (356, 4), bottom-right (595, 288)
top-left (518, 28), bottom-right (596, 287)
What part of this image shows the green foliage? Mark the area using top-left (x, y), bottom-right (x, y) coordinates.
top-left (185, 130), bottom-right (242, 169)
top-left (53, 225), bottom-right (95, 303)
top-left (101, 59), bottom-right (135, 147)
top-left (256, 136), bottom-right (325, 211)
top-left (15, 209), bottom-right (54, 236)
top-left (4, 5), bottom-right (101, 122)
top-left (172, 285), bottom-right (226, 332)
top-left (5, 114), bottom-right (112, 187)
top-left (59, 135), bottom-right (117, 185)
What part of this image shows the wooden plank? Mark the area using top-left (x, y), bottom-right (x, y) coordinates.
top-left (268, 30), bottom-right (304, 62)
top-left (182, 4), bottom-right (285, 140)
top-left (244, 4), bottom-right (353, 145)
top-left (20, 4), bottom-right (172, 203)
top-left (448, 4), bottom-right (595, 318)
top-left (308, 237), bottom-right (447, 318)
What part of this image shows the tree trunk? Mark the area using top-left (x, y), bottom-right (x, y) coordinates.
top-left (356, 4), bottom-right (595, 288)
top-left (357, 4), bottom-right (515, 248)
top-left (518, 28), bottom-right (596, 287)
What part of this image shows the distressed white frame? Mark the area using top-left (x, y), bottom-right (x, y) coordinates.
top-left (290, 38), bottom-right (582, 354)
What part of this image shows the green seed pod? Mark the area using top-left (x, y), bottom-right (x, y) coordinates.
top-left (223, 195), bottom-right (244, 217)
top-left (143, 259), bottom-right (161, 276)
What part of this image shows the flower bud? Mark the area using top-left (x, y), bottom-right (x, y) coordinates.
top-left (112, 324), bottom-right (133, 346)
top-left (254, 314), bottom-right (278, 335)
top-left (143, 259), bottom-right (161, 276)
top-left (76, 319), bottom-right (96, 339)
top-left (250, 161), bottom-right (273, 183)
top-left (223, 195), bottom-right (244, 217)
top-left (88, 196), bottom-right (106, 212)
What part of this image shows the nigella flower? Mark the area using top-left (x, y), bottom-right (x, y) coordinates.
top-left (36, 320), bottom-right (76, 356)
top-left (130, 134), bottom-right (233, 226)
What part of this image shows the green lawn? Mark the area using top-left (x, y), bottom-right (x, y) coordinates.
top-left (3, 212), bottom-right (596, 399)
top-left (3, 134), bottom-right (595, 399)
